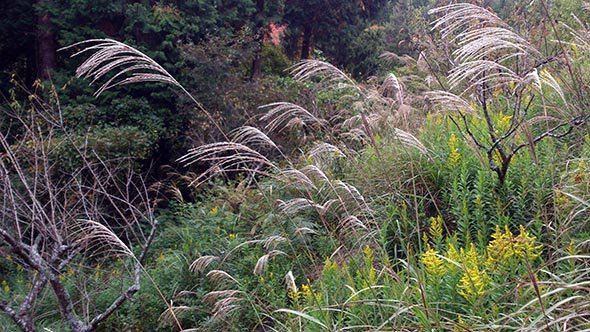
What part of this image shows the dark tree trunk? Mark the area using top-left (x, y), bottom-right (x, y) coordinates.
top-left (301, 23), bottom-right (312, 59)
top-left (36, 9), bottom-right (56, 80)
top-left (250, 0), bottom-right (265, 81)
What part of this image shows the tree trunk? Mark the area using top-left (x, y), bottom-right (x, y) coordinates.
top-left (250, 0), bottom-right (265, 81)
top-left (35, 6), bottom-right (56, 80)
top-left (301, 23), bottom-right (312, 59)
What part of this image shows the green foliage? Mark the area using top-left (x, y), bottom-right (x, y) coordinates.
top-left (5, 2), bottom-right (590, 332)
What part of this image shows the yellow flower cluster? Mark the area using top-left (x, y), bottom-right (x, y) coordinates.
top-left (456, 244), bottom-right (488, 303)
top-left (2, 280), bottom-right (9, 294)
top-left (362, 245), bottom-right (377, 286)
top-left (421, 224), bottom-right (543, 303)
top-left (429, 216), bottom-right (443, 245)
top-left (421, 244), bottom-right (445, 277)
top-left (448, 134), bottom-right (461, 166)
top-left (495, 111), bottom-right (513, 133)
top-left (485, 225), bottom-right (543, 270)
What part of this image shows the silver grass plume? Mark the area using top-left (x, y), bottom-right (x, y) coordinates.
top-left (61, 38), bottom-right (227, 139)
top-left (253, 250), bottom-right (286, 276)
top-left (177, 142), bottom-right (278, 187)
top-left (259, 102), bottom-right (327, 134)
top-left (62, 39), bottom-right (181, 96)
top-left (189, 255), bottom-right (220, 273)
top-left (289, 59), bottom-right (361, 93)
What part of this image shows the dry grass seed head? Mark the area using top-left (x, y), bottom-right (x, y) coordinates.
top-left (263, 235), bottom-right (288, 250)
top-left (206, 270), bottom-right (241, 286)
top-left (177, 142), bottom-right (277, 187)
top-left (277, 198), bottom-right (316, 215)
top-left (189, 255), bottom-right (220, 273)
top-left (289, 59), bottom-right (361, 93)
top-left (229, 126), bottom-right (278, 151)
top-left (259, 102), bottom-right (327, 134)
top-left (332, 180), bottom-right (371, 214)
top-left (300, 164), bottom-right (331, 184)
top-left (70, 219), bottom-right (134, 258)
top-left (202, 290), bottom-right (243, 305)
top-left (293, 227), bottom-right (319, 236)
top-left (278, 168), bottom-right (317, 190)
top-left (430, 3), bottom-right (507, 39)
top-left (393, 128), bottom-right (432, 159)
top-left (253, 250), bottom-right (286, 276)
top-left (380, 73), bottom-right (404, 105)
top-left (448, 60), bottom-right (520, 92)
top-left (159, 306), bottom-right (192, 326)
top-left (308, 142), bottom-right (347, 167)
top-left (61, 39), bottom-right (180, 97)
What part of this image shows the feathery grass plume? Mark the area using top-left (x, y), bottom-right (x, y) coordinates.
top-left (206, 270), bottom-right (241, 285)
top-left (60, 38), bottom-right (227, 139)
top-left (70, 219), bottom-right (134, 258)
top-left (229, 126), bottom-right (279, 151)
top-left (379, 51), bottom-right (416, 66)
top-left (289, 59), bottom-right (361, 93)
top-left (426, 90), bottom-right (480, 116)
top-left (338, 216), bottom-right (368, 235)
top-left (277, 198), bottom-right (317, 215)
top-left (380, 73), bottom-right (404, 105)
top-left (158, 306), bottom-right (192, 326)
top-left (393, 128), bottom-right (432, 159)
top-left (293, 227), bottom-right (319, 236)
top-left (300, 164), bottom-right (331, 184)
top-left (332, 180), bottom-right (371, 215)
top-left (202, 290), bottom-right (243, 305)
top-left (448, 60), bottom-right (520, 92)
top-left (430, 3), bottom-right (540, 92)
top-left (538, 69), bottom-right (568, 107)
top-left (259, 102), bottom-right (327, 134)
top-left (61, 39), bottom-right (181, 96)
top-left (430, 3), bottom-right (507, 39)
top-left (263, 235), bottom-right (288, 250)
top-left (211, 296), bottom-right (242, 321)
top-left (452, 26), bottom-right (539, 63)
top-left (308, 142), bottom-right (347, 168)
top-left (340, 128), bottom-right (370, 144)
top-left (177, 142), bottom-right (278, 187)
top-left (189, 255), bottom-right (220, 273)
top-left (278, 168), bottom-right (317, 190)
top-left (253, 250), bottom-right (286, 276)
top-left (284, 270), bottom-right (297, 296)
top-left (315, 199), bottom-right (343, 217)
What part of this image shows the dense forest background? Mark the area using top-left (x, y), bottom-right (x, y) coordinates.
top-left (2, 0), bottom-right (590, 331)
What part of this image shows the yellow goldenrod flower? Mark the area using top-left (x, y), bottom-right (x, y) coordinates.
top-left (445, 242), bottom-right (461, 272)
top-left (301, 282), bottom-right (313, 303)
top-left (363, 245), bottom-right (373, 263)
top-left (566, 240), bottom-right (579, 256)
top-left (323, 257), bottom-right (336, 272)
top-left (210, 206), bottom-right (219, 217)
top-left (448, 134), bottom-right (461, 166)
top-left (496, 111), bottom-right (512, 133)
top-left (493, 150), bottom-right (503, 167)
top-left (2, 280), bottom-right (10, 294)
top-left (486, 225), bottom-right (542, 270)
top-left (515, 225), bottom-right (543, 261)
top-left (421, 243), bottom-right (446, 276)
top-left (457, 264), bottom-right (487, 303)
top-left (429, 216), bottom-right (443, 244)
